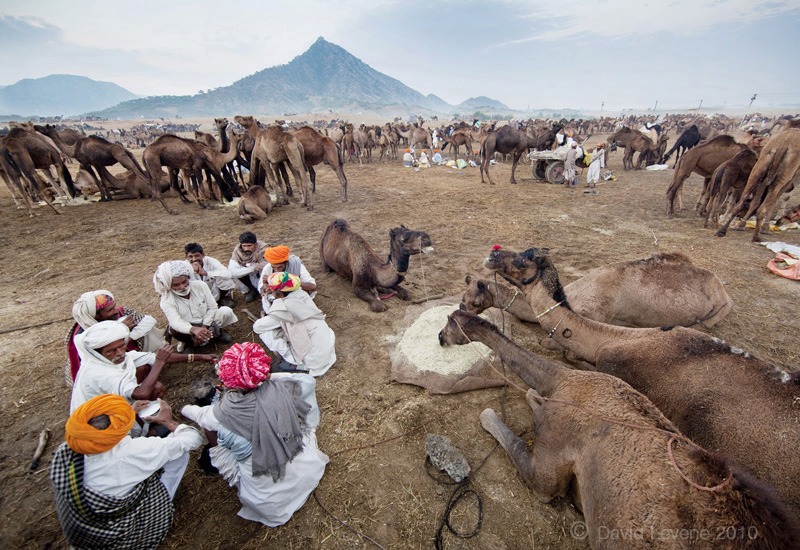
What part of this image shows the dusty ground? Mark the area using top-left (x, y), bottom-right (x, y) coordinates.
top-left (0, 130), bottom-right (798, 550)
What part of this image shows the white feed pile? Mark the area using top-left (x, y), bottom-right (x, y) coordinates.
top-left (396, 305), bottom-right (493, 376)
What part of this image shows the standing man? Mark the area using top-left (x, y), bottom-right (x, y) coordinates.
top-left (259, 245), bottom-right (317, 314)
top-left (586, 143), bottom-right (605, 188)
top-left (228, 232), bottom-right (269, 303)
top-left (185, 242), bottom-right (236, 307)
top-left (563, 141), bottom-right (579, 189)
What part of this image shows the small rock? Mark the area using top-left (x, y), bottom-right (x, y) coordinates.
top-left (425, 434), bottom-right (470, 483)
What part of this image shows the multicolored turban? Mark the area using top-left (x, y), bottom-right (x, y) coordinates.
top-left (267, 272), bottom-right (301, 293)
top-left (264, 245), bottom-right (290, 265)
top-left (217, 342), bottom-right (271, 390)
top-left (65, 394), bottom-right (135, 455)
top-left (72, 290), bottom-right (115, 329)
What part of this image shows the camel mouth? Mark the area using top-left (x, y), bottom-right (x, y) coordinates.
top-left (421, 246), bottom-right (434, 255)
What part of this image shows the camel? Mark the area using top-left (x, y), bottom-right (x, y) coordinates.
top-left (142, 134), bottom-right (233, 212)
top-left (701, 147), bottom-right (759, 228)
top-left (716, 128), bottom-right (800, 241)
top-left (462, 251), bottom-right (731, 329)
top-left (604, 126), bottom-right (641, 161)
top-left (622, 133), bottom-right (667, 170)
top-left (237, 185), bottom-right (273, 223)
top-left (480, 124), bottom-right (561, 185)
top-left (291, 126), bottom-right (347, 201)
top-left (0, 127), bottom-right (74, 216)
top-left (662, 124), bottom-right (701, 166)
top-left (665, 135), bottom-right (748, 217)
top-left (483, 246), bottom-right (800, 514)
top-left (40, 125), bottom-right (148, 204)
top-left (439, 132), bottom-right (474, 161)
top-left (319, 219), bottom-right (433, 312)
top-left (395, 125), bottom-right (433, 153)
top-left (438, 310), bottom-right (800, 548)
top-left (235, 116), bottom-right (313, 209)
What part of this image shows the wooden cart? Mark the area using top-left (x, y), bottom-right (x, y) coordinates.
top-left (528, 147), bottom-right (571, 184)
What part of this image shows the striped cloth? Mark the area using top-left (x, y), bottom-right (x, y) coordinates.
top-left (50, 442), bottom-right (173, 549)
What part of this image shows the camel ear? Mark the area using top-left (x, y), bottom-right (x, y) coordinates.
top-left (477, 281), bottom-right (487, 291)
top-left (465, 274), bottom-right (473, 284)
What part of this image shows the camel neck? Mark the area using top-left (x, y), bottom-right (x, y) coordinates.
top-left (524, 282), bottom-right (635, 364)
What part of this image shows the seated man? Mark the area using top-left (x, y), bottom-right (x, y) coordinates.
top-left (66, 290), bottom-right (165, 385)
top-left (51, 394), bottom-right (202, 548)
top-left (181, 343), bottom-right (327, 527)
top-left (258, 245), bottom-right (317, 314)
top-left (228, 231), bottom-right (269, 303)
top-left (154, 260), bottom-right (237, 352)
top-left (402, 149), bottom-right (416, 168)
top-left (185, 242), bottom-right (236, 308)
top-left (253, 273), bottom-right (336, 377)
top-left (70, 320), bottom-right (216, 413)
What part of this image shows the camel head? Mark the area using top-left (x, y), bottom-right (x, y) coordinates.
top-left (460, 275), bottom-right (493, 315)
top-left (484, 247), bottom-right (570, 307)
top-left (214, 117), bottom-right (229, 130)
top-left (438, 308), bottom-right (482, 347)
top-left (388, 226), bottom-right (433, 272)
top-left (233, 115), bottom-right (255, 130)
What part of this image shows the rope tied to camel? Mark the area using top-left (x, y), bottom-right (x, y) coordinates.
top-left (534, 300), bottom-right (563, 319)
top-left (500, 288), bottom-right (520, 312)
top-left (451, 318), bottom-right (736, 495)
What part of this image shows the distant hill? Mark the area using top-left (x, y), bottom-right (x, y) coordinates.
top-left (456, 96), bottom-right (509, 111)
top-left (88, 38), bottom-right (505, 119)
top-left (0, 75), bottom-right (139, 117)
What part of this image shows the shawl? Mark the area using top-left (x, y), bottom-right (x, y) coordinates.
top-left (231, 241), bottom-right (269, 270)
top-left (267, 291), bottom-right (325, 363)
top-left (214, 380), bottom-right (310, 481)
top-left (50, 442), bottom-right (172, 549)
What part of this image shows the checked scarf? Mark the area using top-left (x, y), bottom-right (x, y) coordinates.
top-left (50, 442), bottom-right (172, 549)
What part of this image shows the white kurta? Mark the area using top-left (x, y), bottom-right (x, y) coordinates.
top-left (587, 149), bottom-right (606, 184)
top-left (258, 256), bottom-right (317, 314)
top-left (253, 291), bottom-right (336, 377)
top-left (228, 258), bottom-right (262, 293)
top-left (159, 280), bottom-right (237, 335)
top-left (191, 256), bottom-right (236, 301)
top-left (83, 425), bottom-right (203, 499)
top-left (181, 376), bottom-right (327, 527)
top-left (70, 350), bottom-right (155, 412)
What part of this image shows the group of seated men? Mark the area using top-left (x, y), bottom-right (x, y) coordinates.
top-left (53, 232), bottom-right (337, 547)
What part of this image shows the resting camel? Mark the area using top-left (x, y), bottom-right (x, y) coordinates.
top-left (662, 124), bottom-right (701, 166)
top-left (438, 310), bottom-right (800, 548)
top-left (40, 125), bottom-right (148, 204)
top-left (480, 124), bottom-right (561, 185)
top-left (484, 246), bottom-right (800, 514)
top-left (237, 185), bottom-right (273, 223)
top-left (716, 128), bottom-right (800, 241)
top-left (665, 135), bottom-right (748, 217)
top-left (462, 251), bottom-right (731, 329)
top-left (291, 126), bottom-right (348, 201)
top-left (319, 219), bottom-right (433, 312)
top-left (235, 116), bottom-right (313, 209)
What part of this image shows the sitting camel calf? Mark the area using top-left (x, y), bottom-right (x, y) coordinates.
top-left (238, 185), bottom-right (273, 223)
top-left (484, 246), bottom-right (800, 516)
top-left (319, 219), bottom-right (433, 312)
top-left (462, 252), bottom-right (732, 329)
top-left (439, 309), bottom-right (800, 549)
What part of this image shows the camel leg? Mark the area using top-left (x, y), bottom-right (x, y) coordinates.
top-left (751, 182), bottom-right (794, 242)
top-left (510, 152), bottom-right (523, 184)
top-left (479, 409), bottom-right (567, 503)
top-left (353, 282), bottom-right (387, 312)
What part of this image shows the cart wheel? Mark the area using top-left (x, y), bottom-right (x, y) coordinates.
top-left (545, 161), bottom-right (565, 185)
top-left (533, 160), bottom-right (547, 180)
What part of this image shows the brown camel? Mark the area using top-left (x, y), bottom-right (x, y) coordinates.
top-left (40, 125), bottom-right (148, 203)
top-left (701, 147), bottom-right (759, 228)
top-left (480, 124), bottom-right (561, 184)
top-left (0, 127), bottom-right (74, 215)
top-left (716, 128), bottom-right (800, 241)
top-left (484, 246), bottom-right (800, 514)
top-left (604, 126), bottom-right (642, 163)
top-left (237, 185), bottom-right (273, 223)
top-left (319, 219), bottom-right (433, 312)
top-left (291, 126), bottom-right (348, 201)
top-left (394, 125), bottom-right (433, 154)
top-left (665, 135), bottom-right (747, 217)
top-left (440, 132), bottom-right (474, 161)
top-left (142, 134), bottom-right (233, 212)
top-left (438, 310), bottom-right (800, 548)
top-left (235, 116), bottom-right (312, 209)
top-left (462, 252), bottom-right (731, 329)
top-left (622, 133), bottom-right (668, 170)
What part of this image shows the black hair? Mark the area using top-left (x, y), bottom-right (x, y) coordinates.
top-left (239, 231), bottom-right (257, 244)
top-left (185, 242), bottom-right (204, 254)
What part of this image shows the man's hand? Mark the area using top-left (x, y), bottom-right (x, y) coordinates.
top-left (143, 398), bottom-right (179, 431)
top-left (120, 316), bottom-right (137, 329)
top-left (132, 400), bottom-right (151, 414)
top-left (190, 325), bottom-right (214, 345)
top-left (155, 344), bottom-right (174, 364)
top-left (191, 261), bottom-right (207, 276)
top-left (197, 354), bottom-right (219, 363)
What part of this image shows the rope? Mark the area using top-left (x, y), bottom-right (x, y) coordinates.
top-left (434, 479), bottom-right (484, 550)
top-left (417, 235), bottom-right (429, 301)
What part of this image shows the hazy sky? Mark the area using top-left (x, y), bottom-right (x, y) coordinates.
top-left (1, 0), bottom-right (799, 113)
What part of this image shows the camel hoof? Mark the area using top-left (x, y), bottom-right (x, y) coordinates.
top-left (715, 230), bottom-right (726, 237)
top-left (370, 301), bottom-right (389, 313)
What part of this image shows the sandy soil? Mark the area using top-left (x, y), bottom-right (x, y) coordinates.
top-left (0, 129), bottom-right (798, 549)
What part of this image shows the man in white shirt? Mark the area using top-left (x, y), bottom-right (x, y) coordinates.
top-left (259, 245), bottom-right (317, 314)
top-left (228, 231), bottom-right (269, 303)
top-left (154, 260), bottom-right (238, 351)
top-left (184, 242), bottom-right (236, 307)
top-left (51, 394), bottom-right (202, 548)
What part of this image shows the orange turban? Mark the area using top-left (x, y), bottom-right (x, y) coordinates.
top-left (65, 394), bottom-right (134, 455)
top-left (264, 245), bottom-right (290, 265)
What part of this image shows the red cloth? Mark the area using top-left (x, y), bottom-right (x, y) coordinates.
top-left (217, 342), bottom-right (271, 389)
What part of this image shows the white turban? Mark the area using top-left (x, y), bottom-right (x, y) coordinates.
top-left (72, 290), bottom-right (114, 330)
top-left (75, 320), bottom-right (130, 366)
top-left (153, 260), bottom-right (193, 295)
